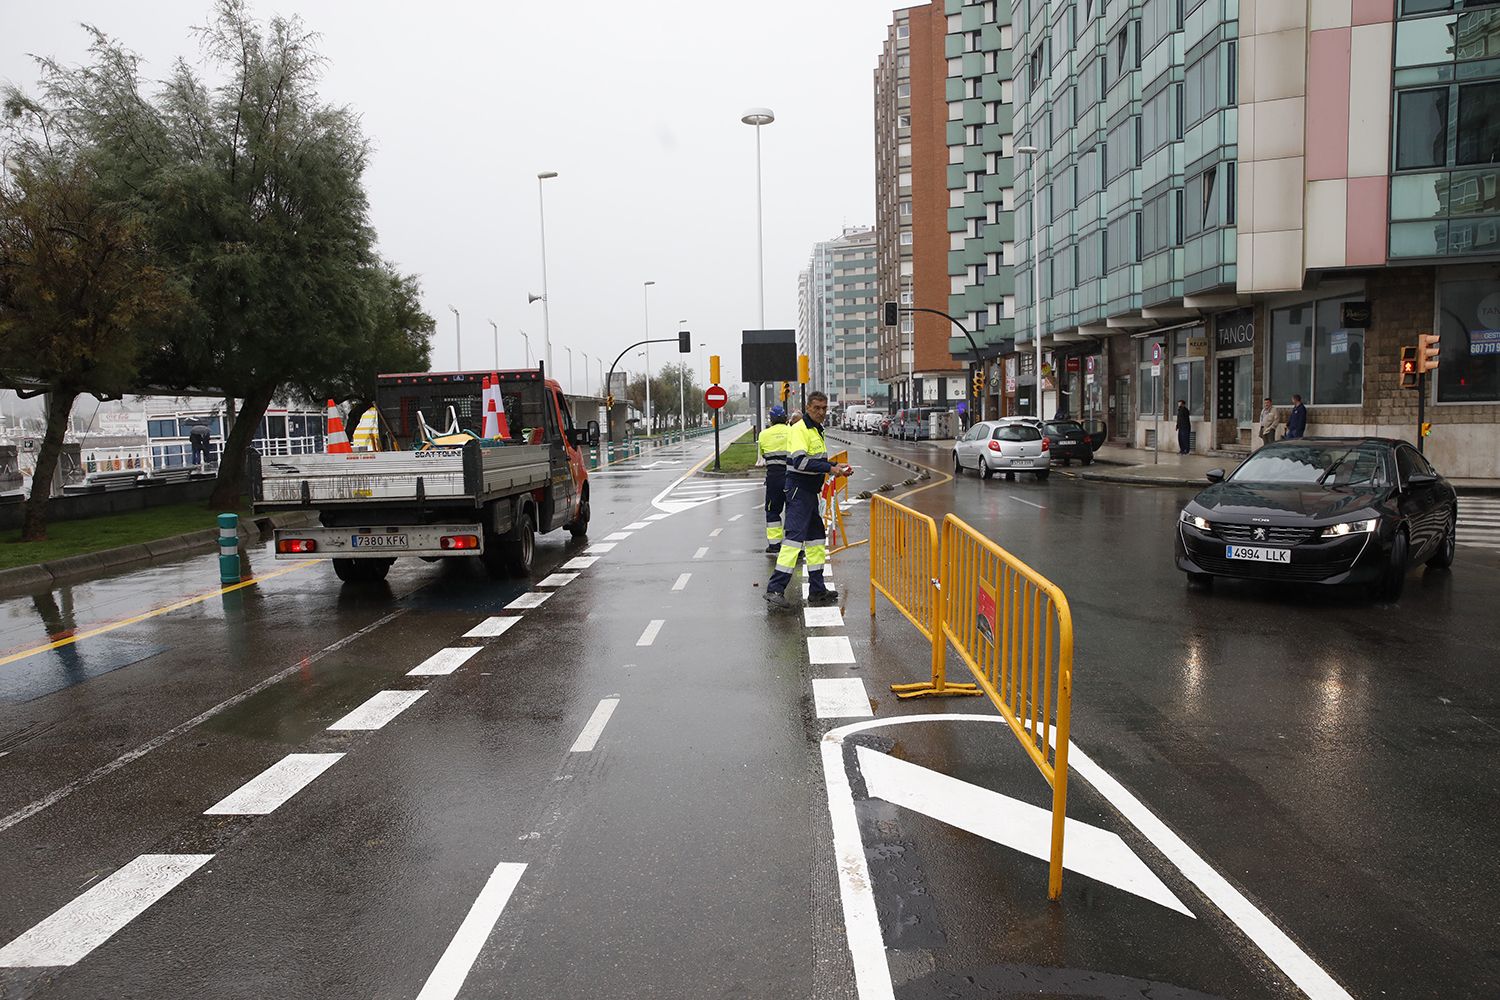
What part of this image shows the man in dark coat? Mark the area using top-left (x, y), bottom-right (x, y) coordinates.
top-left (1175, 400), bottom-right (1191, 455)
top-left (1285, 394), bottom-right (1308, 440)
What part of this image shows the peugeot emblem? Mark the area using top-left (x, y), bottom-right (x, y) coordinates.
top-left (1253, 527), bottom-right (1267, 541)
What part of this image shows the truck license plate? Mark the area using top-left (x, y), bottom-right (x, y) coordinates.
top-left (1225, 545), bottom-right (1290, 563)
top-left (352, 534), bottom-right (408, 549)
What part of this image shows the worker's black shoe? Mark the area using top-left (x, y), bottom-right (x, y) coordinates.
top-left (763, 590), bottom-right (793, 610)
top-left (765, 543), bottom-right (781, 555)
top-left (807, 588), bottom-right (840, 606)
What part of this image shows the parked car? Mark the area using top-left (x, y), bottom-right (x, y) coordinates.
top-left (1043, 419), bottom-right (1097, 465)
top-left (895, 407), bottom-right (950, 441)
top-left (952, 420), bottom-right (1051, 480)
top-left (1174, 437), bottom-right (1457, 600)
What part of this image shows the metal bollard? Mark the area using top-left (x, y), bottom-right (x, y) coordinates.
top-left (218, 512), bottom-right (241, 584)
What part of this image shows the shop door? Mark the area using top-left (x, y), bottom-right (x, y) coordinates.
top-left (1113, 376), bottom-right (1131, 440)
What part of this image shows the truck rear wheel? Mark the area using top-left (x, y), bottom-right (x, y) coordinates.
top-left (332, 558), bottom-right (392, 583)
top-left (501, 509), bottom-right (535, 576)
top-left (567, 498), bottom-right (590, 539)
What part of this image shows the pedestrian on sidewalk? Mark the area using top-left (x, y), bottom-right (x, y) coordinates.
top-left (757, 406), bottom-right (791, 555)
top-left (1258, 397), bottom-right (1278, 449)
top-left (1285, 394), bottom-right (1307, 440)
top-left (1176, 400), bottom-right (1192, 455)
top-left (764, 390), bottom-right (853, 610)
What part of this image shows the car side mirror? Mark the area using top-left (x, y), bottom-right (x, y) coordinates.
top-left (566, 428), bottom-right (591, 448)
top-left (586, 420), bottom-right (600, 447)
top-left (1406, 472), bottom-right (1437, 489)
top-left (1205, 468), bottom-right (1226, 484)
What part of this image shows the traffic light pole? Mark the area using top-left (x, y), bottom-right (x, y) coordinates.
top-left (899, 306), bottom-right (986, 424)
top-left (606, 337), bottom-right (687, 451)
top-left (713, 410), bottom-right (721, 471)
top-left (1418, 371), bottom-right (1426, 456)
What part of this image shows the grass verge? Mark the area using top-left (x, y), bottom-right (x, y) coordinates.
top-left (710, 426), bottom-right (760, 474)
top-left (0, 502), bottom-right (249, 570)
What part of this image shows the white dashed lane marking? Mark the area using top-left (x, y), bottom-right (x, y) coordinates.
top-left (646, 513), bottom-right (672, 521)
top-left (624, 521), bottom-right (652, 530)
top-left (729, 514), bottom-right (743, 522)
top-left (637, 620), bottom-right (665, 646)
top-left (812, 678), bottom-right (872, 719)
top-left (803, 607), bottom-right (845, 628)
top-left (204, 752), bottom-right (345, 815)
top-left (584, 543), bottom-right (617, 554)
top-left (328, 690), bottom-right (429, 730)
top-left (709, 528), bottom-right (723, 537)
top-left (603, 532), bottom-right (633, 542)
top-left (808, 635), bottom-right (856, 665)
top-left (505, 591), bottom-right (552, 610)
top-left (569, 698), bottom-right (621, 752)
top-left (536, 573), bottom-right (577, 588)
top-left (672, 573), bottom-right (692, 591)
top-left (414, 862), bottom-right (527, 1000)
top-left (408, 647), bottom-right (482, 677)
top-left (562, 556), bottom-right (599, 570)
top-left (464, 617), bottom-right (521, 638)
top-left (0, 854), bottom-right (214, 968)
top-left (693, 547), bottom-right (709, 560)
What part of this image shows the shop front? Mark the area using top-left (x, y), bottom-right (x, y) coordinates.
top-left (1211, 307), bottom-right (1257, 450)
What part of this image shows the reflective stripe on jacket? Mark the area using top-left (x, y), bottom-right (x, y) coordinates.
top-left (786, 418), bottom-right (834, 489)
top-left (758, 423), bottom-right (791, 466)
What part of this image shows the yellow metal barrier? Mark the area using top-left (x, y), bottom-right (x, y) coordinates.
top-left (938, 513), bottom-right (1074, 900)
top-left (869, 495), bottom-right (979, 699)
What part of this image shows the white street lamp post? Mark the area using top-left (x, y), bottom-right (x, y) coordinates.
top-left (1018, 146), bottom-right (1044, 420)
top-left (447, 305), bottom-right (461, 371)
top-left (564, 346), bottom-right (574, 396)
top-left (741, 107), bottom-right (774, 421)
top-left (518, 329), bottom-right (532, 367)
top-left (536, 171), bottom-right (558, 377)
top-left (643, 281), bottom-right (655, 436)
top-left (488, 319), bottom-right (499, 370)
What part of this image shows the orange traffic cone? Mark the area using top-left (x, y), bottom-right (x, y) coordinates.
top-left (325, 400), bottom-right (352, 454)
top-left (482, 396), bottom-right (498, 438)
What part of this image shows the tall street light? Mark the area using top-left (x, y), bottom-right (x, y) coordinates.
top-left (1017, 146), bottom-right (1044, 419)
top-left (741, 107), bottom-right (774, 423)
top-left (642, 280), bottom-right (656, 436)
top-left (447, 305), bottom-right (461, 371)
top-left (564, 345), bottom-right (574, 396)
top-left (488, 319), bottom-right (500, 370)
top-left (518, 329), bottom-right (532, 367)
top-left (536, 171), bottom-right (558, 377)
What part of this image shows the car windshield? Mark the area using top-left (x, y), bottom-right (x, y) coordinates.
top-left (1046, 422), bottom-right (1085, 435)
top-left (1230, 443), bottom-right (1387, 487)
top-left (995, 425), bottom-right (1040, 442)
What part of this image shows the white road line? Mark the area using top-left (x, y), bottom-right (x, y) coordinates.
top-left (624, 521), bottom-right (652, 530)
top-left (808, 635), bottom-right (856, 665)
top-left (505, 591), bottom-right (553, 610)
top-left (818, 739), bottom-right (893, 1000)
top-left (803, 606), bottom-right (845, 628)
top-left (328, 690), bottom-right (428, 731)
top-left (693, 547), bottom-right (709, 559)
top-left (1008, 495), bottom-right (1047, 509)
top-left (204, 752), bottom-right (345, 815)
top-left (603, 532), bottom-right (633, 542)
top-left (0, 854), bottom-right (215, 968)
top-left (569, 698), bottom-right (621, 752)
top-left (464, 617), bottom-right (522, 638)
top-left (413, 862), bottom-right (528, 1000)
top-left (562, 556), bottom-right (599, 570)
top-left (636, 620), bottom-right (665, 646)
top-left (709, 528), bottom-right (723, 537)
top-left (812, 678), bottom-right (872, 719)
top-left (536, 573), bottom-right (578, 588)
top-left (729, 514), bottom-right (744, 522)
top-left (646, 513), bottom-right (673, 521)
top-left (672, 573), bottom-right (692, 591)
top-left (585, 542), bottom-right (617, 554)
top-left (408, 647), bottom-right (482, 677)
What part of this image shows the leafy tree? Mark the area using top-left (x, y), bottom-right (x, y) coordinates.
top-left (0, 147), bottom-right (182, 540)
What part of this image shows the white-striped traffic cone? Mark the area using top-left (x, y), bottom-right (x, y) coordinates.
top-left (325, 400), bottom-right (351, 454)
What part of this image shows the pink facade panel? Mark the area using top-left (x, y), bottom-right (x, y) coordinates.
top-left (1346, 175), bottom-right (1389, 266)
top-left (1352, 0), bottom-right (1394, 25)
top-left (1306, 30), bottom-right (1353, 181)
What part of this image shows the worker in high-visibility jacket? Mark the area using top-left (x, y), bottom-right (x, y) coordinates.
top-left (758, 406), bottom-right (791, 553)
top-left (765, 390), bottom-right (853, 609)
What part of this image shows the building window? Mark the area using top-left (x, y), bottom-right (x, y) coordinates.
top-left (1457, 81), bottom-right (1500, 165)
top-left (899, 201), bottom-right (912, 216)
top-left (1436, 277), bottom-right (1500, 402)
top-left (1269, 297), bottom-right (1364, 405)
top-left (897, 113), bottom-right (911, 129)
top-left (897, 23), bottom-right (909, 39)
top-left (1396, 88), bottom-right (1450, 170)
top-left (900, 231), bottom-right (914, 245)
top-left (897, 82), bottom-right (910, 98)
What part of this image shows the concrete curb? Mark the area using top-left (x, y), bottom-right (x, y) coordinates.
top-left (698, 469), bottom-right (764, 480)
top-left (828, 435), bottom-right (932, 477)
top-left (0, 509), bottom-right (320, 597)
top-left (1077, 470), bottom-right (1202, 488)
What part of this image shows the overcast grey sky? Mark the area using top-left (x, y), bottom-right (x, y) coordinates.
top-left (2, 0), bottom-right (904, 393)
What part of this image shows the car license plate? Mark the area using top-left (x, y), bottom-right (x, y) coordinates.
top-left (1011, 458), bottom-right (1032, 466)
top-left (1225, 545), bottom-right (1290, 563)
top-left (1058, 439), bottom-right (1077, 446)
top-left (352, 533), bottom-right (408, 549)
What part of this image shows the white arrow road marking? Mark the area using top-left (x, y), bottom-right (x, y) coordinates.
top-left (414, 862), bottom-right (527, 1000)
top-left (204, 753), bottom-right (345, 815)
top-left (0, 854), bottom-right (214, 967)
top-left (855, 745), bottom-right (1190, 915)
top-left (813, 679), bottom-right (872, 719)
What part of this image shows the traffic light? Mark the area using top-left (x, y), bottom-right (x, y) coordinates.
top-left (780, 380), bottom-right (791, 402)
top-left (798, 353), bottom-right (810, 384)
top-left (1421, 421), bottom-right (1433, 437)
top-left (709, 354), bottom-right (721, 385)
top-left (1418, 333), bottom-right (1440, 373)
top-left (1399, 346), bottom-right (1418, 390)
top-left (678, 331), bottom-right (692, 353)
top-left (607, 393), bottom-right (615, 409)
top-left (972, 369), bottom-right (985, 397)
top-left (883, 301), bottom-right (899, 326)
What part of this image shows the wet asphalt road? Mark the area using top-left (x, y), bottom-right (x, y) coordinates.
top-left (0, 424), bottom-right (1496, 999)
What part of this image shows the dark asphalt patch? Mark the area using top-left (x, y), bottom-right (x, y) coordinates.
top-left (0, 638), bottom-right (167, 703)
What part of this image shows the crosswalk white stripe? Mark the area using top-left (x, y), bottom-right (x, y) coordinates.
top-left (808, 636), bottom-right (856, 665)
top-left (204, 752), bottom-right (344, 814)
top-left (804, 606), bottom-right (845, 628)
top-left (812, 678), bottom-right (872, 719)
top-left (0, 854), bottom-right (214, 967)
top-left (328, 690), bottom-right (428, 730)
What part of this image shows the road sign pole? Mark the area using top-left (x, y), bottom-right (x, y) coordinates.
top-left (1418, 370), bottom-right (1426, 456)
top-left (714, 411), bottom-right (721, 471)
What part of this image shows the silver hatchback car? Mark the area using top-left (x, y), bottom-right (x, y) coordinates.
top-left (953, 420), bottom-right (1052, 480)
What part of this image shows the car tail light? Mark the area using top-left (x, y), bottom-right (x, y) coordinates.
top-left (440, 534), bottom-right (480, 550)
top-left (987, 440), bottom-right (1001, 451)
top-left (277, 538), bottom-right (317, 554)
top-left (1041, 436), bottom-right (1050, 451)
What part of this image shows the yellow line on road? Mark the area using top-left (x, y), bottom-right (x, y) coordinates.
top-left (0, 561), bottom-right (317, 669)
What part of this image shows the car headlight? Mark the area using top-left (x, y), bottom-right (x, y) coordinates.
top-left (1321, 517), bottom-right (1378, 538)
top-left (1179, 510), bottom-right (1211, 531)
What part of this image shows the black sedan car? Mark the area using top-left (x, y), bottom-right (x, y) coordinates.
top-left (1175, 437), bottom-right (1457, 600)
top-left (1043, 419), bottom-right (1099, 465)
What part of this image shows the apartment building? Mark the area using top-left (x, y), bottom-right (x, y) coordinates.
top-left (798, 227), bottom-right (883, 408)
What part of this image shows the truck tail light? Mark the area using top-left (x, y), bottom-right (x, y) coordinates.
top-left (440, 534), bottom-right (480, 550)
top-left (987, 440), bottom-right (1001, 451)
top-left (278, 538), bottom-right (317, 554)
top-left (1041, 436), bottom-right (1050, 451)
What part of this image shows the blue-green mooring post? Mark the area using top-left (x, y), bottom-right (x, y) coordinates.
top-left (218, 513), bottom-right (241, 584)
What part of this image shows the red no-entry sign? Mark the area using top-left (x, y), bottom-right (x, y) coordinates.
top-left (705, 385), bottom-right (728, 410)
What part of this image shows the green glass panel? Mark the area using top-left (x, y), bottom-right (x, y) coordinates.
top-left (1390, 172), bottom-right (1448, 219)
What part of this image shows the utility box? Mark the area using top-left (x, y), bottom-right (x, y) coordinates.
top-left (928, 411), bottom-right (959, 441)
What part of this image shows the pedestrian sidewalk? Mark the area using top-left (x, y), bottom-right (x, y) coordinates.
top-left (1081, 442), bottom-right (1500, 493)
